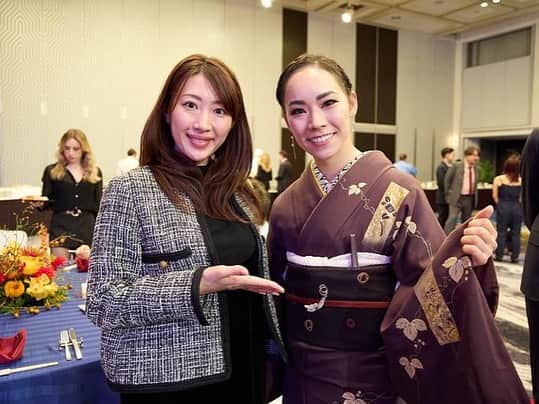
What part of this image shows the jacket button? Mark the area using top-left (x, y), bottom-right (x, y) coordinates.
top-left (159, 260), bottom-right (168, 269)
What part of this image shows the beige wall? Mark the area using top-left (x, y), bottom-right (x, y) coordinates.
top-left (396, 30), bottom-right (456, 181)
top-left (0, 0), bottom-right (282, 186)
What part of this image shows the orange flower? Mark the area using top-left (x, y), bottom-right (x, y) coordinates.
top-left (20, 256), bottom-right (43, 276)
top-left (4, 280), bottom-right (25, 298)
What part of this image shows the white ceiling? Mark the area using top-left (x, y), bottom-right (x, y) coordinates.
top-left (277, 0), bottom-right (539, 36)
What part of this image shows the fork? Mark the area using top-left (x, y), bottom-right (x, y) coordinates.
top-left (59, 330), bottom-right (72, 361)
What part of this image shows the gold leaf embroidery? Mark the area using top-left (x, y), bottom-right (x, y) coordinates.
top-left (363, 182), bottom-right (409, 250)
top-left (414, 265), bottom-right (460, 345)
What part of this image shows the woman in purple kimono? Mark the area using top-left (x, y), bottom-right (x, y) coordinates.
top-left (269, 54), bottom-right (528, 404)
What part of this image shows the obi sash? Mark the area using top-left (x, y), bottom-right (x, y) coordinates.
top-left (285, 262), bottom-right (397, 352)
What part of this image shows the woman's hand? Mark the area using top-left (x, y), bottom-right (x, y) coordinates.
top-left (199, 265), bottom-right (285, 296)
top-left (461, 205), bottom-right (497, 266)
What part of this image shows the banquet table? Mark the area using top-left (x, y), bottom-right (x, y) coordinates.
top-left (0, 270), bottom-right (120, 404)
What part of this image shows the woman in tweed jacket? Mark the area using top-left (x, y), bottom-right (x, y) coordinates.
top-left (86, 55), bottom-right (286, 403)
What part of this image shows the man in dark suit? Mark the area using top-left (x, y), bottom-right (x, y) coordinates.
top-left (444, 145), bottom-right (480, 233)
top-left (276, 150), bottom-right (293, 194)
top-left (435, 147), bottom-right (454, 229)
top-left (520, 128), bottom-right (539, 403)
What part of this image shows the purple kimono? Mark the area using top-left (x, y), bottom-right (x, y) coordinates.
top-left (269, 151), bottom-right (527, 404)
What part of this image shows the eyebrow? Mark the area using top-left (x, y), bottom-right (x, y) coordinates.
top-left (181, 93), bottom-right (223, 105)
top-left (287, 91), bottom-right (338, 107)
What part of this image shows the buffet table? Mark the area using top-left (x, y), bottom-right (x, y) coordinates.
top-left (0, 271), bottom-right (119, 404)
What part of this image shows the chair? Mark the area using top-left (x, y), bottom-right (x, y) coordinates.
top-left (0, 230), bottom-right (28, 249)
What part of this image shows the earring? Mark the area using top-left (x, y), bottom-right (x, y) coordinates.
top-left (290, 135), bottom-right (297, 161)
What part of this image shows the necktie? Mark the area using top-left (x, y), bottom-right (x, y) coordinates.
top-left (468, 166), bottom-right (473, 195)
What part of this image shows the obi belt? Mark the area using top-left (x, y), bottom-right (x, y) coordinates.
top-left (285, 262), bottom-right (397, 352)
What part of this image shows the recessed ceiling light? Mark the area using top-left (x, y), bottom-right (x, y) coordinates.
top-left (492, 0), bottom-right (500, 3)
top-left (261, 0), bottom-right (272, 8)
top-left (341, 10), bottom-right (353, 23)
top-left (480, 2), bottom-right (488, 7)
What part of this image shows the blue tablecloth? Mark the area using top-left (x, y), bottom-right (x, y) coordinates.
top-left (0, 270), bottom-right (120, 404)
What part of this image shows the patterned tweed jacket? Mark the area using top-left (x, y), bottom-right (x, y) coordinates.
top-left (86, 167), bottom-right (285, 393)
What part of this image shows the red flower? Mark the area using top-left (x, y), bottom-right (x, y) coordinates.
top-left (0, 273), bottom-right (6, 285)
top-left (33, 265), bottom-right (55, 280)
top-left (51, 256), bottom-right (66, 269)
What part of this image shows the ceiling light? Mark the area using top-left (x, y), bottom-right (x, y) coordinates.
top-left (480, 2), bottom-right (488, 7)
top-left (261, 0), bottom-right (272, 8)
top-left (492, 0), bottom-right (500, 3)
top-left (341, 9), bottom-right (353, 23)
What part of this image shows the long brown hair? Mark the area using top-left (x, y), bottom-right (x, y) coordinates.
top-left (51, 129), bottom-right (100, 183)
top-left (140, 54), bottom-right (261, 223)
top-left (503, 155), bottom-right (520, 183)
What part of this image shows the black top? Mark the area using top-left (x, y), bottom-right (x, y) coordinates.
top-left (521, 129), bottom-right (539, 228)
top-left (255, 165), bottom-right (272, 190)
top-left (497, 184), bottom-right (521, 204)
top-left (41, 164), bottom-right (103, 248)
top-left (276, 159), bottom-right (293, 193)
top-left (42, 164), bottom-right (102, 213)
top-left (435, 161), bottom-right (450, 204)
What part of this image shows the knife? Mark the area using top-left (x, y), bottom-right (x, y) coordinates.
top-left (68, 328), bottom-right (83, 360)
top-left (0, 361), bottom-right (59, 376)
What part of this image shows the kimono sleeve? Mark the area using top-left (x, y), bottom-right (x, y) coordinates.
top-left (389, 182), bottom-right (445, 285)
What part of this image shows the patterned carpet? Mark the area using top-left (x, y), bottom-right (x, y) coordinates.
top-left (494, 258), bottom-right (532, 395)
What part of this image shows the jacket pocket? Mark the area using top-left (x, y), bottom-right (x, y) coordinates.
top-left (141, 247), bottom-right (192, 263)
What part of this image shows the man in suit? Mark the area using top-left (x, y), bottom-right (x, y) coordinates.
top-left (435, 147), bottom-right (454, 229)
top-left (276, 150), bottom-right (293, 194)
top-left (444, 145), bottom-right (480, 233)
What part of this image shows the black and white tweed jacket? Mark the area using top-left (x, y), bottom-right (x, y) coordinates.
top-left (86, 166), bottom-right (285, 393)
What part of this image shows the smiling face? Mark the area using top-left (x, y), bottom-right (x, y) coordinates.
top-left (169, 73), bottom-right (233, 165)
top-left (282, 67), bottom-right (358, 172)
top-left (62, 137), bottom-right (83, 165)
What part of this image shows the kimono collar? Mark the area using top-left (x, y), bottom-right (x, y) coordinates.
top-left (312, 152), bottom-right (367, 195)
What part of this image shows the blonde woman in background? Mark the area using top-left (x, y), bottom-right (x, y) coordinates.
top-left (255, 151), bottom-right (273, 191)
top-left (41, 129), bottom-right (102, 258)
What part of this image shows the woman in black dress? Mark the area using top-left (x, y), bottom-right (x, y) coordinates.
top-left (255, 151), bottom-right (273, 191)
top-left (41, 129), bottom-right (102, 257)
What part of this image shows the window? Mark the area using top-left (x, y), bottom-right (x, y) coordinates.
top-left (467, 28), bottom-right (531, 67)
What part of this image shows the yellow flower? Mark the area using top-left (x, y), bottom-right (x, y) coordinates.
top-left (20, 256), bottom-right (44, 276)
top-left (25, 274), bottom-right (51, 301)
top-left (4, 280), bottom-right (25, 298)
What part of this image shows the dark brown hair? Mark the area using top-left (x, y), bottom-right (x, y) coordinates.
top-left (441, 147), bottom-right (454, 158)
top-left (503, 155), bottom-right (520, 183)
top-left (276, 54), bottom-right (353, 107)
top-left (139, 54), bottom-right (261, 223)
top-left (464, 145), bottom-right (480, 157)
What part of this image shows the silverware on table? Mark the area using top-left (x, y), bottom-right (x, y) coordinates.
top-left (0, 361), bottom-right (59, 376)
top-left (68, 328), bottom-right (83, 360)
top-left (59, 330), bottom-right (72, 361)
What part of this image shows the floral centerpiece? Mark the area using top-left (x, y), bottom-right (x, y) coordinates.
top-left (0, 225), bottom-right (68, 317)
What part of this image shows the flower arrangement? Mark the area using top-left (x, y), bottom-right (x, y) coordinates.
top-left (0, 225), bottom-right (68, 317)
